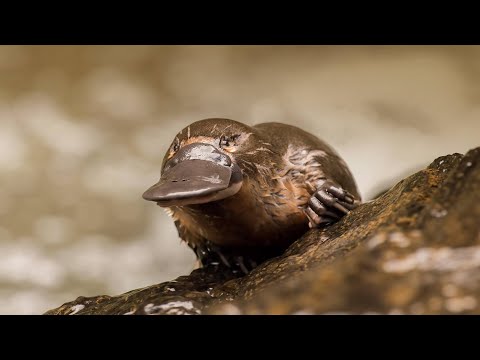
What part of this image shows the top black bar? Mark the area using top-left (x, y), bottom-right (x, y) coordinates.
top-left (1, 8), bottom-right (479, 45)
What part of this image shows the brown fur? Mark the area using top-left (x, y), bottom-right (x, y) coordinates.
top-left (161, 119), bottom-right (360, 254)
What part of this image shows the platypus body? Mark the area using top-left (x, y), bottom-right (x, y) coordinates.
top-left (143, 118), bottom-right (360, 272)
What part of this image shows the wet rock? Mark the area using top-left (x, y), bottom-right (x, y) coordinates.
top-left (45, 147), bottom-right (480, 315)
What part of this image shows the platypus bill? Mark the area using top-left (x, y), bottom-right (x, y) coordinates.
top-left (143, 118), bottom-right (361, 273)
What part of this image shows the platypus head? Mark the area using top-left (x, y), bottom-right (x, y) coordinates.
top-left (143, 118), bottom-right (257, 207)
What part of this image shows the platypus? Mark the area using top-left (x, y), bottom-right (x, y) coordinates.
top-left (143, 118), bottom-right (361, 272)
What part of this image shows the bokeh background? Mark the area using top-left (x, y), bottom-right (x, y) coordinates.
top-left (1, 46), bottom-right (479, 314)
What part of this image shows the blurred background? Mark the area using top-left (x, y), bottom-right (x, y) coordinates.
top-left (1, 46), bottom-right (479, 314)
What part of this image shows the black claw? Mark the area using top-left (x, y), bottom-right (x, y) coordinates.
top-left (341, 200), bottom-right (357, 211)
top-left (306, 207), bottom-right (333, 226)
top-left (218, 252), bottom-right (231, 267)
top-left (344, 194), bottom-right (354, 204)
top-left (324, 210), bottom-right (341, 218)
top-left (324, 184), bottom-right (344, 198)
top-left (305, 180), bottom-right (359, 228)
top-left (308, 197), bottom-right (327, 215)
top-left (331, 201), bottom-right (350, 215)
top-left (314, 191), bottom-right (337, 207)
top-left (305, 207), bottom-right (319, 225)
top-left (236, 256), bottom-right (249, 274)
top-left (192, 240), bottom-right (262, 274)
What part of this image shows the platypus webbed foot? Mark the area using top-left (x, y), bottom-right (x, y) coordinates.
top-left (194, 241), bottom-right (259, 275)
top-left (305, 180), bottom-right (359, 227)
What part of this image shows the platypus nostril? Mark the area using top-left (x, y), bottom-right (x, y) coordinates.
top-left (182, 179), bottom-right (188, 181)
top-left (172, 180), bottom-right (178, 183)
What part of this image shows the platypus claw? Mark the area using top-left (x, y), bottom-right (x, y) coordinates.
top-left (306, 180), bottom-right (359, 227)
top-left (194, 241), bottom-right (257, 274)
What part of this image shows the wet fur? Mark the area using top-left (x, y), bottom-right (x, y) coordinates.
top-left (164, 119), bottom-right (360, 258)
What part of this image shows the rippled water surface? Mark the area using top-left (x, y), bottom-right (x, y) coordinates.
top-left (1, 46), bottom-right (480, 314)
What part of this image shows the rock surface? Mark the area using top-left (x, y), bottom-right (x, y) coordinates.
top-left (45, 147), bottom-right (480, 315)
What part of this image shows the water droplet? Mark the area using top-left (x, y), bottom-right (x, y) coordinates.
top-left (430, 206), bottom-right (448, 218)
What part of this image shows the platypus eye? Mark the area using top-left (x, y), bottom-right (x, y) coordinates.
top-left (172, 138), bottom-right (180, 152)
top-left (167, 138), bottom-right (181, 160)
top-left (219, 135), bottom-right (240, 150)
